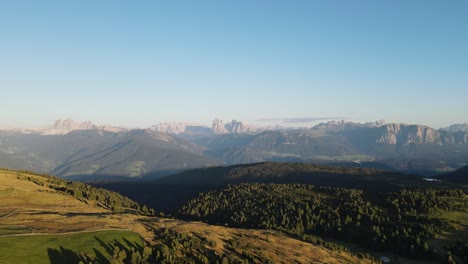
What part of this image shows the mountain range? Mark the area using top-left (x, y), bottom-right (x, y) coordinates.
top-left (150, 118), bottom-right (257, 139)
top-left (194, 121), bottom-right (468, 174)
top-left (1, 119), bottom-right (467, 178)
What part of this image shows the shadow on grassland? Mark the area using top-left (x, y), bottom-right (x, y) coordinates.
top-left (47, 246), bottom-right (87, 264)
top-left (48, 246), bottom-right (110, 264)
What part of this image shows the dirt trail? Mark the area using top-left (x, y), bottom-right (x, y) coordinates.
top-left (0, 228), bottom-right (132, 237)
top-left (0, 208), bottom-right (20, 219)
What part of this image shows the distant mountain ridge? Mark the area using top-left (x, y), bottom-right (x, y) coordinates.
top-left (312, 120), bottom-right (387, 131)
top-left (195, 121), bottom-right (468, 174)
top-left (0, 127), bottom-right (219, 179)
top-left (30, 119), bottom-right (128, 135)
top-left (150, 122), bottom-right (204, 134)
top-left (151, 119), bottom-right (256, 136)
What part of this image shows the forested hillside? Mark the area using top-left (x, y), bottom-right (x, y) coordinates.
top-left (180, 183), bottom-right (468, 263)
top-left (158, 162), bottom-right (434, 191)
top-left (96, 162), bottom-right (458, 215)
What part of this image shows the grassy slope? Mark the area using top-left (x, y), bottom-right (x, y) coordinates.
top-left (428, 197), bottom-right (468, 260)
top-left (146, 218), bottom-right (369, 264)
top-left (0, 170), bottom-right (148, 263)
top-left (0, 169), bottom-right (371, 264)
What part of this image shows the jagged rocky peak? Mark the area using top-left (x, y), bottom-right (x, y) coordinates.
top-left (52, 119), bottom-right (95, 130)
top-left (211, 119), bottom-right (228, 134)
top-left (210, 119), bottom-right (256, 134)
top-left (150, 119), bottom-right (256, 135)
top-left (314, 120), bottom-right (387, 130)
top-left (225, 120), bottom-right (256, 133)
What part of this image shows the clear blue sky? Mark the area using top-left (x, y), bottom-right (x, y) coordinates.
top-left (1, 0), bottom-right (467, 128)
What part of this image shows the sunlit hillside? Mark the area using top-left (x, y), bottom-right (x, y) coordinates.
top-left (0, 169), bottom-right (372, 263)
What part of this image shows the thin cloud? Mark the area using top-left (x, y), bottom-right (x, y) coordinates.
top-left (256, 117), bottom-right (344, 123)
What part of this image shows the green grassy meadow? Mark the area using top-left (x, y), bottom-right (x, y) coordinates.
top-left (0, 230), bottom-right (143, 264)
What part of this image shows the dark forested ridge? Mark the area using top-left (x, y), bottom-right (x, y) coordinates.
top-left (95, 162), bottom-right (460, 215)
top-left (179, 183), bottom-right (468, 263)
top-left (91, 182), bottom-right (214, 214)
top-left (157, 162), bottom-right (438, 191)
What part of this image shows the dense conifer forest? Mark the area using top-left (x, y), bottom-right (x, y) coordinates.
top-left (179, 183), bottom-right (468, 263)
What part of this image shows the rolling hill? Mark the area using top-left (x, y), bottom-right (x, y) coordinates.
top-left (0, 169), bottom-right (372, 263)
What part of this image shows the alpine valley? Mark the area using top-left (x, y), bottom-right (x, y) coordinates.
top-left (1, 119), bottom-right (468, 264)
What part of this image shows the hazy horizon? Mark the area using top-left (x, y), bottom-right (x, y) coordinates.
top-left (1, 1), bottom-right (467, 128)
top-left (1, 116), bottom-right (465, 131)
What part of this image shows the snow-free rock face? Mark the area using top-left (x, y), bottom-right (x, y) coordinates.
top-left (211, 119), bottom-right (256, 134)
top-left (53, 119), bottom-right (95, 130)
top-left (375, 124), bottom-right (467, 145)
top-left (211, 119), bottom-right (229, 134)
top-left (225, 120), bottom-right (256, 133)
top-left (151, 119), bottom-right (257, 136)
top-left (441, 123), bottom-right (468, 133)
top-left (312, 120), bottom-right (387, 132)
